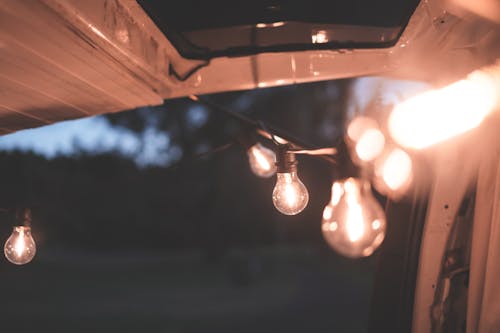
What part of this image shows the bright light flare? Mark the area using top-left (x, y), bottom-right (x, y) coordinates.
top-left (283, 184), bottom-right (298, 206)
top-left (375, 148), bottom-right (413, 195)
top-left (344, 178), bottom-right (366, 231)
top-left (449, 0), bottom-right (500, 23)
top-left (312, 30), bottom-right (329, 44)
top-left (256, 22), bottom-right (285, 28)
top-left (14, 230), bottom-right (26, 257)
top-left (347, 116), bottom-right (379, 142)
top-left (389, 70), bottom-right (499, 149)
top-left (347, 116), bottom-right (386, 162)
top-left (345, 200), bottom-right (365, 242)
top-left (355, 128), bottom-right (385, 162)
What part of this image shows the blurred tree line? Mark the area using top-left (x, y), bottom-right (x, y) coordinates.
top-left (0, 80), bottom-right (350, 255)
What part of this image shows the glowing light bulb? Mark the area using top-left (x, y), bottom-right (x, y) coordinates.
top-left (347, 116), bottom-right (379, 142)
top-left (347, 116), bottom-right (385, 163)
top-left (388, 69), bottom-right (499, 149)
top-left (355, 128), bottom-right (385, 162)
top-left (273, 172), bottom-right (309, 215)
top-left (247, 143), bottom-right (276, 178)
top-left (322, 178), bottom-right (386, 258)
top-left (4, 226), bottom-right (36, 265)
top-left (272, 146), bottom-right (309, 215)
top-left (374, 147), bottom-right (413, 197)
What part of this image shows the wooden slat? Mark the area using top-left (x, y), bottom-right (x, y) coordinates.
top-left (46, 0), bottom-right (175, 92)
top-left (0, 39), bottom-right (128, 115)
top-left (0, 77), bottom-right (84, 123)
top-left (0, 1), bottom-right (161, 106)
top-left (0, 106), bottom-right (48, 132)
top-left (0, 0), bottom-right (169, 133)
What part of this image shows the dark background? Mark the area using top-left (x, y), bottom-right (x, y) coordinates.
top-left (0, 80), bottom-right (378, 332)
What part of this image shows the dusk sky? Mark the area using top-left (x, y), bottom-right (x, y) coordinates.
top-left (0, 78), bottom-right (428, 166)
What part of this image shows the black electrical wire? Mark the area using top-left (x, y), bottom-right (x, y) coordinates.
top-left (189, 95), bottom-right (338, 165)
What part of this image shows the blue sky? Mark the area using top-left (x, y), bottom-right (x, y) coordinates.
top-left (0, 116), bottom-right (172, 167)
top-left (0, 78), bottom-right (428, 166)
top-left (0, 116), bottom-right (138, 157)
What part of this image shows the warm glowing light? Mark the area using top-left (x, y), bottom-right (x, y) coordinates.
top-left (330, 182), bottom-right (343, 206)
top-left (345, 199), bottom-right (365, 242)
top-left (273, 172), bottom-right (309, 215)
top-left (14, 232), bottom-right (26, 257)
top-left (375, 148), bottom-right (413, 195)
top-left (329, 222), bottom-right (338, 231)
top-left (4, 226), bottom-right (36, 265)
top-left (284, 184), bottom-right (298, 206)
top-left (347, 116), bottom-right (379, 143)
top-left (312, 30), bottom-right (329, 44)
top-left (256, 22), bottom-right (285, 28)
top-left (389, 71), bottom-right (499, 149)
top-left (450, 0), bottom-right (500, 23)
top-left (347, 116), bottom-right (385, 163)
top-left (322, 178), bottom-right (386, 258)
top-left (247, 143), bottom-right (276, 178)
top-left (323, 205), bottom-right (333, 220)
top-left (355, 128), bottom-right (385, 162)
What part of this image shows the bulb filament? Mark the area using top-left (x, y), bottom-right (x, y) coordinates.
top-left (346, 199), bottom-right (365, 243)
top-left (14, 228), bottom-right (26, 257)
top-left (284, 183), bottom-right (298, 206)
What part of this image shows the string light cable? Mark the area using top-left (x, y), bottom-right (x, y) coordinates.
top-left (188, 95), bottom-right (338, 165)
top-left (189, 95), bottom-right (390, 257)
top-left (0, 95), bottom-right (395, 266)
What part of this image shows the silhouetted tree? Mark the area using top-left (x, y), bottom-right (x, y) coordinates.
top-left (0, 80), bottom-right (351, 254)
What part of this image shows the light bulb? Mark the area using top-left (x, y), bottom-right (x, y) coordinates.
top-left (374, 147), bottom-right (413, 198)
top-left (355, 128), bottom-right (385, 162)
top-left (4, 226), bottom-right (36, 265)
top-left (272, 146), bottom-right (309, 215)
top-left (273, 172), bottom-right (309, 215)
top-left (347, 116), bottom-right (379, 142)
top-left (347, 116), bottom-right (385, 164)
top-left (388, 68), bottom-right (498, 149)
top-left (247, 143), bottom-right (276, 178)
top-left (322, 178), bottom-right (386, 258)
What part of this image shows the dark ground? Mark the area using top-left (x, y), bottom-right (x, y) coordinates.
top-left (0, 246), bottom-right (373, 333)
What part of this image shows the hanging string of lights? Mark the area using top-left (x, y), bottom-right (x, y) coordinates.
top-left (187, 94), bottom-right (414, 259)
top-left (1, 94), bottom-right (415, 266)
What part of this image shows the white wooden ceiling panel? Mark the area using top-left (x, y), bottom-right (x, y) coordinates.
top-left (0, 0), bottom-right (180, 134)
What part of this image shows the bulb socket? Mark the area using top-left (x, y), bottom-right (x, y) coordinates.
top-left (16, 208), bottom-right (32, 227)
top-left (275, 144), bottom-right (298, 173)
